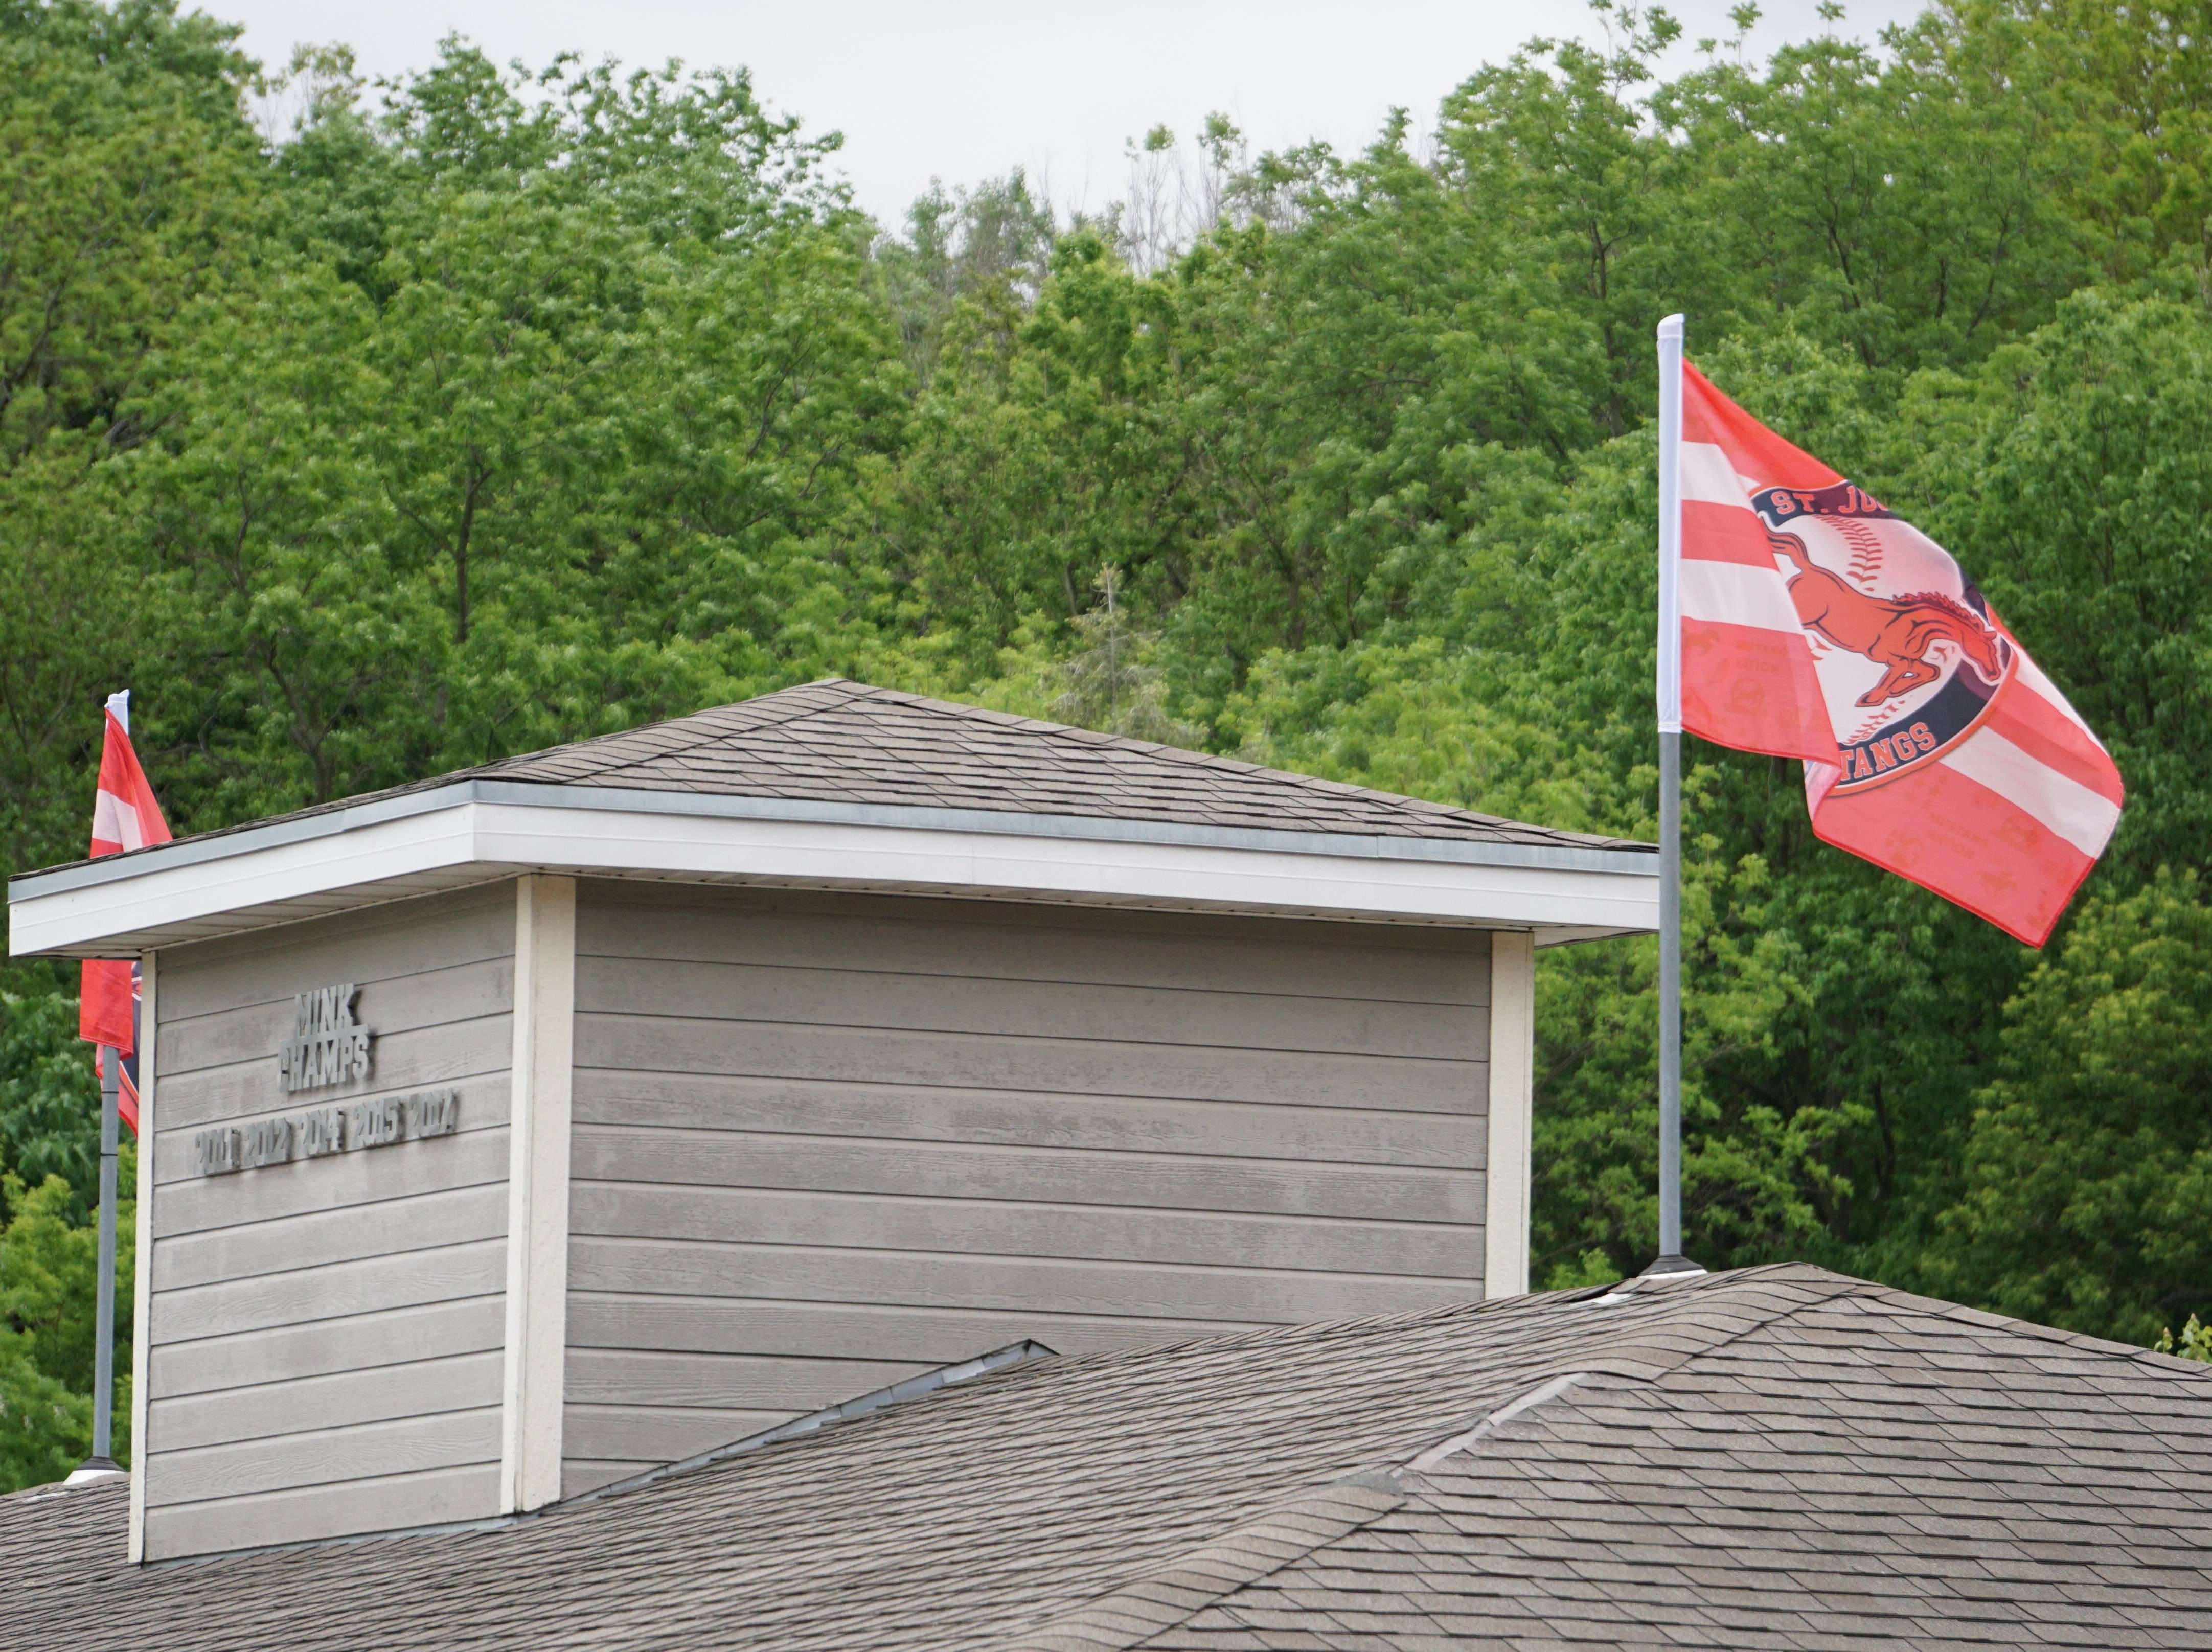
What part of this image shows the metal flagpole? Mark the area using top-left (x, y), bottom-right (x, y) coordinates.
top-left (86, 1050), bottom-right (123, 1472)
top-left (71, 691), bottom-right (130, 1483)
top-left (1646, 314), bottom-right (1701, 1280)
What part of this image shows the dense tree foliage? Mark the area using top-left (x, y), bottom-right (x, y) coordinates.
top-left (1925, 871), bottom-right (2212, 1344)
top-left (5, 0), bottom-right (2209, 1487)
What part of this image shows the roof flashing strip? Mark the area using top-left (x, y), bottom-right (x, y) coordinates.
top-left (142, 1339), bottom-right (1057, 1569)
top-left (9, 777), bottom-right (1658, 904)
top-left (565, 1338), bottom-right (1056, 1508)
top-left (1405, 1371), bottom-right (1594, 1472)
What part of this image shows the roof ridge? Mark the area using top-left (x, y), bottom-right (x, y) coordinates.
top-left (514, 677), bottom-right (1532, 838)
top-left (1609, 1266), bottom-right (1868, 1370)
top-left (998, 1474), bottom-right (1408, 1652)
top-left (1841, 1276), bottom-right (2212, 1374)
top-left (487, 679), bottom-right (866, 787)
top-left (16, 676), bottom-right (1653, 880)
top-left (1674, 1260), bottom-right (2211, 1375)
top-left (961, 1285), bottom-right (1544, 1381)
top-left (0, 1475), bottom-right (128, 1510)
top-left (947, 1266), bottom-right (1866, 1390)
top-left (829, 682), bottom-right (1572, 835)
top-left (989, 1268), bottom-right (1891, 1651)
top-left (1316, 1273), bottom-right (1875, 1489)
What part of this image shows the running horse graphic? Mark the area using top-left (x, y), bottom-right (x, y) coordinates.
top-left (1764, 530), bottom-right (2008, 707)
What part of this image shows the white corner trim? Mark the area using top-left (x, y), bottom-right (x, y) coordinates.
top-left (499, 875), bottom-right (575, 1514)
top-left (127, 951), bottom-right (157, 1565)
top-left (1484, 931), bottom-right (1536, 1300)
top-left (8, 787), bottom-right (1654, 964)
top-left (10, 802), bottom-right (481, 957)
top-left (8, 786), bottom-right (1659, 959)
top-left (471, 801), bottom-right (1647, 931)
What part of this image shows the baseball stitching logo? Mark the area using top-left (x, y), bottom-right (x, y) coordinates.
top-left (1751, 481), bottom-right (2013, 790)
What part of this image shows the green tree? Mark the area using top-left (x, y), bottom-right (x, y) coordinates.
top-left (0, 0), bottom-right (260, 921)
top-left (2158, 1317), bottom-right (2212, 1364)
top-left (0, 992), bottom-right (102, 1215)
top-left (912, 2), bottom-right (2212, 1312)
top-left (1926, 873), bottom-right (2212, 1344)
top-left (14, 0), bottom-right (2212, 1504)
top-left (0, 1164), bottom-right (133, 1490)
top-left (0, 1329), bottom-right (90, 1489)
top-left (105, 39), bottom-right (909, 831)
top-left (876, 169), bottom-right (1056, 380)
top-left (1894, 290), bottom-right (2212, 881)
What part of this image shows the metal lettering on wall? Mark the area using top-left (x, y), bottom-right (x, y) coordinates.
top-left (278, 983), bottom-right (373, 1093)
top-left (193, 1089), bottom-right (460, 1177)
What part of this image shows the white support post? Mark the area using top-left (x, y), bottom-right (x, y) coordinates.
top-left (500, 874), bottom-right (576, 1513)
top-left (1484, 931), bottom-right (1537, 1299)
top-left (126, 951), bottom-right (156, 1563)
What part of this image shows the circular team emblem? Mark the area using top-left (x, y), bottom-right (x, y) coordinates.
top-left (1751, 481), bottom-right (2014, 792)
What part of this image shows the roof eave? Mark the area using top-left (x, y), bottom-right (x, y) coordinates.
top-left (8, 779), bottom-right (1660, 957)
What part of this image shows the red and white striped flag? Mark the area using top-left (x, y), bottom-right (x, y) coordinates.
top-left (79, 692), bottom-right (171, 1134)
top-left (1675, 362), bottom-right (2123, 946)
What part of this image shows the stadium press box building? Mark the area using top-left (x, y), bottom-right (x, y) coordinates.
top-left (6, 680), bottom-right (1657, 1564)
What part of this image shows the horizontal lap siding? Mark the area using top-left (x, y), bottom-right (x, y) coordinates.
top-left (564, 884), bottom-right (1489, 1494)
top-left (141, 1464), bottom-right (501, 1559)
top-left (572, 1130), bottom-right (1478, 1222)
top-left (145, 886), bottom-right (515, 1560)
top-left (575, 1072), bottom-right (1473, 1167)
top-left (565, 1294), bottom-right (1274, 1364)
top-left (568, 1183), bottom-right (1475, 1275)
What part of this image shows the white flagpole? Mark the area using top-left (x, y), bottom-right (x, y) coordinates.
top-left (1648, 316), bottom-right (1698, 1278)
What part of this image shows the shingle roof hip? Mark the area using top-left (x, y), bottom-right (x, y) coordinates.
top-left (18, 678), bottom-right (1652, 878)
top-left (8, 1265), bottom-right (2206, 1651)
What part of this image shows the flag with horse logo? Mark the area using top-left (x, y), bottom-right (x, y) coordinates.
top-left (1674, 362), bottom-right (2123, 946)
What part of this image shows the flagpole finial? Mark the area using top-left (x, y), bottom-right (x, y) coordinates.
top-left (104, 690), bottom-right (129, 734)
top-left (1658, 312), bottom-right (1684, 341)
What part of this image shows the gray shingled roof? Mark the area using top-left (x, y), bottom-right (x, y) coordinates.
top-left (52, 678), bottom-right (1646, 871)
top-left (7, 1265), bottom-right (2208, 1649)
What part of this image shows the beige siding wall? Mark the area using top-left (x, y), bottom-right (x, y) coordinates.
top-left (143, 886), bottom-right (515, 1560)
top-left (564, 883), bottom-right (1490, 1496)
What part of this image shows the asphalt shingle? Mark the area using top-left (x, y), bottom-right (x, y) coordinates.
top-left (37, 679), bottom-right (1648, 877)
top-left (7, 1266), bottom-right (2209, 1649)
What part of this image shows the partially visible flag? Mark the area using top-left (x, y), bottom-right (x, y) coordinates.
top-left (1674, 362), bottom-right (2124, 946)
top-left (79, 692), bottom-right (171, 1134)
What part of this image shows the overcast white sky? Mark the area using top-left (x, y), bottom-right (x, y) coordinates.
top-left (211, 1), bottom-right (1931, 227)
